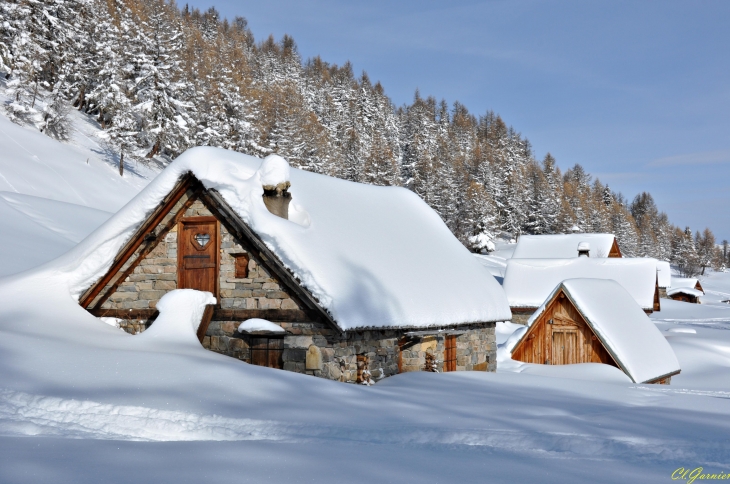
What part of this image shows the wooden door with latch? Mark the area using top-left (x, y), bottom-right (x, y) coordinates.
top-left (178, 216), bottom-right (219, 298)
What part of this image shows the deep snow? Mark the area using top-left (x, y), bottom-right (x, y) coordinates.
top-left (0, 109), bottom-right (729, 483)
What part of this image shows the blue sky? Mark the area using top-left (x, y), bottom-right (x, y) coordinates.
top-left (186, 0), bottom-right (730, 240)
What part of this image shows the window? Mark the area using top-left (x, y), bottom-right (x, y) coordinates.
top-left (444, 335), bottom-right (457, 372)
top-left (232, 253), bottom-right (250, 279)
top-left (249, 336), bottom-right (283, 369)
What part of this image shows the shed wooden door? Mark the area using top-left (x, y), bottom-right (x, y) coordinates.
top-left (178, 217), bottom-right (219, 297)
top-left (250, 337), bottom-right (284, 369)
top-left (551, 330), bottom-right (578, 365)
top-left (444, 335), bottom-right (457, 372)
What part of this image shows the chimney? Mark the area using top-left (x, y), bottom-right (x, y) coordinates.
top-left (577, 242), bottom-right (590, 257)
top-left (262, 181), bottom-right (291, 220)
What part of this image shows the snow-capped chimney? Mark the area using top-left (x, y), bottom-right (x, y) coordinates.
top-left (577, 242), bottom-right (590, 257)
top-left (260, 155), bottom-right (291, 220)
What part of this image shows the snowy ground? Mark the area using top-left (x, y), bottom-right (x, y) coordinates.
top-left (0, 107), bottom-right (729, 482)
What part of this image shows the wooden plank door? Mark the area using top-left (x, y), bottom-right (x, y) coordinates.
top-left (178, 217), bottom-right (219, 297)
top-left (444, 335), bottom-right (457, 372)
top-left (551, 330), bottom-right (578, 365)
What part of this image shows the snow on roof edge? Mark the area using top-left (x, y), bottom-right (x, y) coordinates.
top-left (35, 146), bottom-right (511, 331)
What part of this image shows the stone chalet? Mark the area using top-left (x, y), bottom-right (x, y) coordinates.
top-left (78, 149), bottom-right (511, 383)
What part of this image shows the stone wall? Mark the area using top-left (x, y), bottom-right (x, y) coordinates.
top-left (510, 311), bottom-right (533, 325)
top-left (203, 319), bottom-right (497, 382)
top-left (102, 199), bottom-right (300, 314)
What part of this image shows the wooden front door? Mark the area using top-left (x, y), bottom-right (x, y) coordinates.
top-left (444, 335), bottom-right (457, 372)
top-left (178, 217), bottom-right (219, 297)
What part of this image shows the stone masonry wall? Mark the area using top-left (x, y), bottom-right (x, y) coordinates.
top-left (203, 320), bottom-right (497, 382)
top-left (510, 311), bottom-right (533, 325)
top-left (105, 199), bottom-right (300, 334)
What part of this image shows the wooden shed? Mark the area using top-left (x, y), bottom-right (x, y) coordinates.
top-left (508, 278), bottom-right (680, 384)
top-left (667, 287), bottom-right (703, 304)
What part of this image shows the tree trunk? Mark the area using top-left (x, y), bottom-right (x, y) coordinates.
top-left (119, 152), bottom-right (124, 177)
top-left (146, 139), bottom-right (161, 159)
top-left (73, 86), bottom-right (85, 109)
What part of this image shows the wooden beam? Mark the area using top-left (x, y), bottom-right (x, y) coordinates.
top-left (89, 308), bottom-right (158, 320)
top-left (197, 305), bottom-right (215, 343)
top-left (88, 308), bottom-right (318, 322)
top-left (212, 309), bottom-right (319, 322)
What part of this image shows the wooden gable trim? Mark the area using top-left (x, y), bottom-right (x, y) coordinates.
top-left (695, 281), bottom-right (704, 293)
top-left (198, 188), bottom-right (342, 334)
top-left (609, 238), bottom-right (622, 258)
top-left (653, 275), bottom-right (661, 312)
top-left (80, 173), bottom-right (201, 309)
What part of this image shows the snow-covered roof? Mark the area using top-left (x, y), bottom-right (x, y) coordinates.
top-left (512, 279), bottom-right (680, 384)
top-left (656, 260), bottom-right (671, 288)
top-left (670, 277), bottom-right (703, 293)
top-left (503, 257), bottom-right (658, 310)
top-left (512, 234), bottom-right (617, 259)
top-left (58, 147), bottom-right (511, 331)
top-left (667, 287), bottom-right (704, 298)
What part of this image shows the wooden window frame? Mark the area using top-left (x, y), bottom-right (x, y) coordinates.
top-left (248, 335), bottom-right (284, 369)
top-left (232, 253), bottom-right (250, 279)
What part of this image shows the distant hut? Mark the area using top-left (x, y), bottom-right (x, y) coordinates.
top-left (670, 277), bottom-right (704, 293)
top-left (667, 287), bottom-right (703, 304)
top-left (656, 261), bottom-right (671, 298)
top-left (503, 257), bottom-right (661, 324)
top-left (512, 234), bottom-right (622, 259)
top-left (507, 279), bottom-right (681, 384)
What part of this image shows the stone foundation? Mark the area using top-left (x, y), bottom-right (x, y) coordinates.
top-left (202, 319), bottom-right (496, 382)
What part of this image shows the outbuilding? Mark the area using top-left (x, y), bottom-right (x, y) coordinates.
top-left (75, 147), bottom-right (511, 382)
top-left (506, 278), bottom-right (680, 384)
top-left (670, 277), bottom-right (705, 294)
top-left (667, 287), bottom-right (703, 304)
top-left (502, 257), bottom-right (661, 323)
top-left (512, 234), bottom-right (622, 259)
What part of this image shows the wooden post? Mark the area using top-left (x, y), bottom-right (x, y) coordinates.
top-left (196, 304), bottom-right (216, 344)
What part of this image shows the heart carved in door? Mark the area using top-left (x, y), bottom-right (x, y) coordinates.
top-left (193, 233), bottom-right (211, 249)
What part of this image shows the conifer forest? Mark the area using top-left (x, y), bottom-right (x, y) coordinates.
top-left (0, 0), bottom-right (725, 275)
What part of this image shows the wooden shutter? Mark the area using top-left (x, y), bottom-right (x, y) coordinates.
top-left (444, 335), bottom-right (457, 372)
top-left (233, 253), bottom-right (249, 279)
top-left (249, 336), bottom-right (284, 369)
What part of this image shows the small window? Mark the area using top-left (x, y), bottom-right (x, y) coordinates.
top-left (249, 336), bottom-right (283, 369)
top-left (233, 253), bottom-right (250, 279)
top-left (444, 335), bottom-right (457, 372)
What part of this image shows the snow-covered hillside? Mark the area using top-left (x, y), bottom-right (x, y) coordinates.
top-left (0, 102), bottom-right (156, 276)
top-left (1, 110), bottom-right (730, 483)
